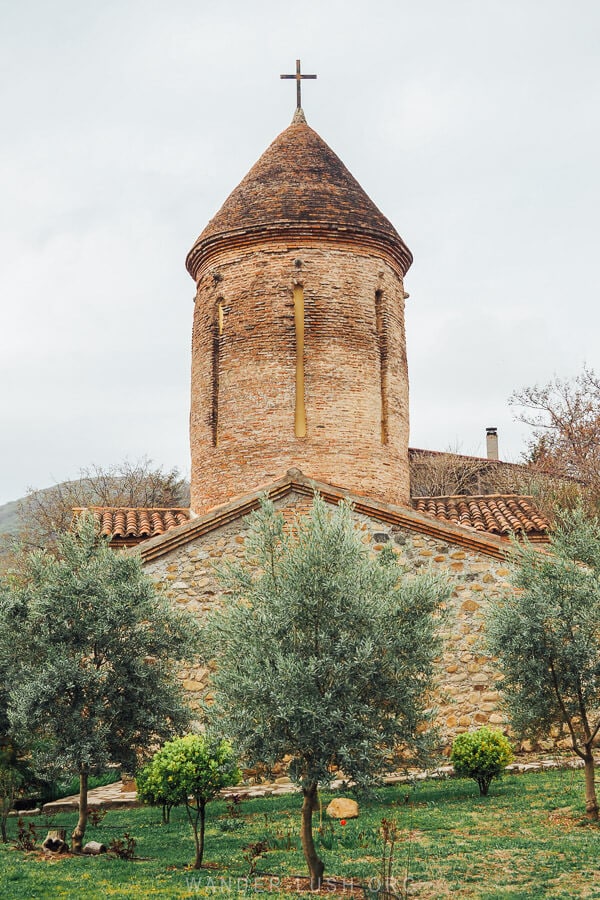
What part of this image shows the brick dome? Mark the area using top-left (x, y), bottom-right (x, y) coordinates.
top-left (186, 112), bottom-right (413, 280)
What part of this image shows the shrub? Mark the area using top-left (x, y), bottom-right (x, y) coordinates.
top-left (108, 832), bottom-right (136, 860)
top-left (137, 734), bottom-right (240, 869)
top-left (87, 806), bottom-right (107, 828)
top-left (451, 728), bottom-right (513, 796)
top-left (14, 817), bottom-right (37, 851)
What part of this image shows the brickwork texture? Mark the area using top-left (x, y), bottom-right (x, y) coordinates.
top-left (187, 116), bottom-right (412, 514)
top-left (190, 245), bottom-right (410, 512)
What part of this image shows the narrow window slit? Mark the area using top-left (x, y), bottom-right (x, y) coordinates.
top-left (293, 285), bottom-right (307, 438)
top-left (375, 290), bottom-right (388, 444)
top-left (212, 300), bottom-right (223, 446)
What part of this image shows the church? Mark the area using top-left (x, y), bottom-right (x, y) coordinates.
top-left (85, 70), bottom-right (556, 749)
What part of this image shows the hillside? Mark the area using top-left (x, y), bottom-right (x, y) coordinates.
top-left (0, 497), bottom-right (21, 537)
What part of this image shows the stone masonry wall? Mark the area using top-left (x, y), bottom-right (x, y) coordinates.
top-left (190, 245), bottom-right (410, 514)
top-left (145, 494), bottom-right (569, 753)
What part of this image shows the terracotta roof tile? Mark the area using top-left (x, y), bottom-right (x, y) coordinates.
top-left (74, 508), bottom-right (191, 545)
top-left (135, 474), bottom-right (526, 564)
top-left (74, 493), bottom-right (550, 553)
top-left (411, 495), bottom-right (550, 539)
top-left (186, 118), bottom-right (412, 279)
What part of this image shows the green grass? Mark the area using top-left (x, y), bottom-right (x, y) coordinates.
top-left (1, 768), bottom-right (599, 898)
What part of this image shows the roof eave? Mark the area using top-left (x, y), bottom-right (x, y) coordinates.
top-left (132, 470), bottom-right (524, 564)
top-left (186, 224), bottom-right (413, 281)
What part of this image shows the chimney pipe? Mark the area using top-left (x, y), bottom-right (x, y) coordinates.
top-left (486, 427), bottom-right (499, 461)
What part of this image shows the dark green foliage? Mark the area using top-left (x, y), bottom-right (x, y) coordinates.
top-left (0, 512), bottom-right (198, 849)
top-left (488, 506), bottom-right (600, 818)
top-left (202, 495), bottom-right (450, 883)
top-left (217, 815), bottom-right (245, 832)
top-left (0, 613), bottom-right (27, 838)
top-left (0, 763), bottom-right (23, 842)
top-left (49, 771), bottom-right (121, 803)
top-left (451, 728), bottom-right (513, 796)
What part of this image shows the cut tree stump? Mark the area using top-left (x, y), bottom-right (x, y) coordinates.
top-left (42, 828), bottom-right (68, 853)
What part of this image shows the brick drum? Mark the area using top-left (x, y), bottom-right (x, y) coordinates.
top-left (190, 245), bottom-right (410, 512)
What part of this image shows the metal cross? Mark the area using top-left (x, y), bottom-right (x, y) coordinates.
top-left (280, 59), bottom-right (317, 110)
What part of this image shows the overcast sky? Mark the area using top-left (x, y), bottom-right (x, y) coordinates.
top-left (1, 0), bottom-right (599, 506)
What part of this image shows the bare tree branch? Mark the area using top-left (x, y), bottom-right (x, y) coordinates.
top-left (510, 367), bottom-right (600, 513)
top-left (11, 458), bottom-right (189, 556)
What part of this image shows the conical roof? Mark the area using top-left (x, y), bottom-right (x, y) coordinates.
top-left (186, 112), bottom-right (412, 279)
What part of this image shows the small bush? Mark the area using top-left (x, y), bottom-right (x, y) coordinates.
top-left (108, 832), bottom-right (136, 860)
top-left (14, 818), bottom-right (37, 851)
top-left (137, 734), bottom-right (240, 869)
top-left (451, 728), bottom-right (513, 796)
top-left (87, 806), bottom-right (107, 828)
top-left (243, 840), bottom-right (269, 875)
top-left (225, 793), bottom-right (245, 818)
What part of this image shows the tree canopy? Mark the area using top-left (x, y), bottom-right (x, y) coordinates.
top-left (202, 495), bottom-right (450, 885)
top-left (510, 367), bottom-right (600, 513)
top-left (487, 506), bottom-right (600, 820)
top-left (0, 513), bottom-right (197, 850)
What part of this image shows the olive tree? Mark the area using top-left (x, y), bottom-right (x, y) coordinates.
top-left (488, 506), bottom-right (600, 820)
top-left (0, 648), bottom-right (29, 842)
top-left (0, 513), bottom-right (197, 851)
top-left (202, 496), bottom-right (450, 886)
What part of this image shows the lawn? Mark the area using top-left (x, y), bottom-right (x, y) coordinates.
top-left (1, 768), bottom-right (599, 899)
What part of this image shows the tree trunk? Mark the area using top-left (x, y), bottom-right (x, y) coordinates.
top-left (71, 768), bottom-right (89, 852)
top-left (1, 817), bottom-right (7, 843)
top-left (192, 801), bottom-right (206, 869)
top-left (301, 783), bottom-right (324, 889)
top-left (583, 751), bottom-right (599, 821)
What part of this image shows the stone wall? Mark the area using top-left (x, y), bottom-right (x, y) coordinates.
top-left (190, 245), bottom-right (410, 513)
top-left (144, 493), bottom-right (566, 752)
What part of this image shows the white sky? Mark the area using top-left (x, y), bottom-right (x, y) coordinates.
top-left (1, 0), bottom-right (599, 505)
